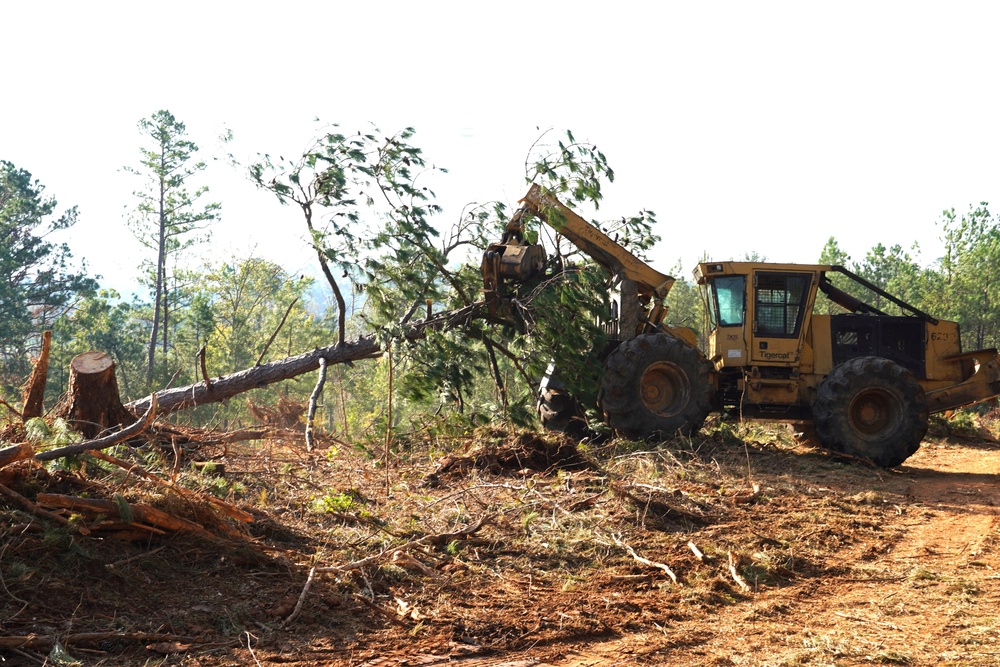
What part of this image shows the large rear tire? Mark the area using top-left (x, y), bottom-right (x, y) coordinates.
top-left (598, 333), bottom-right (713, 440)
top-left (813, 356), bottom-right (927, 467)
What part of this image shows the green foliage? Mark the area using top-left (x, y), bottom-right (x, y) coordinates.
top-left (25, 417), bottom-right (82, 447)
top-left (820, 203), bottom-right (1000, 356)
top-left (315, 492), bottom-right (357, 513)
top-left (0, 161), bottom-right (97, 391)
top-left (202, 256), bottom-right (316, 371)
top-left (944, 409), bottom-right (980, 438)
top-left (50, 289), bottom-right (147, 399)
top-left (483, 130), bottom-right (655, 415)
top-left (46, 254), bottom-right (327, 423)
top-left (665, 260), bottom-right (706, 343)
top-left (817, 237), bottom-right (928, 315)
top-left (112, 493), bottom-right (134, 523)
top-left (125, 109), bottom-right (220, 387)
top-left (856, 242), bottom-right (927, 314)
top-left (246, 124), bottom-right (465, 347)
top-left (939, 203), bottom-right (1000, 350)
top-left (526, 128), bottom-right (614, 208)
top-left (513, 264), bottom-right (610, 409)
top-left (47, 641), bottom-right (83, 667)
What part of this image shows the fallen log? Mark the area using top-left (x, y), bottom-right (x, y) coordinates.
top-left (36, 493), bottom-right (220, 540)
top-left (126, 303), bottom-right (482, 418)
top-left (127, 336), bottom-right (382, 417)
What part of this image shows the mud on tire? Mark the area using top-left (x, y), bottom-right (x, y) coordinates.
top-left (598, 333), bottom-right (713, 440)
top-left (813, 356), bottom-right (928, 467)
top-left (537, 385), bottom-right (589, 439)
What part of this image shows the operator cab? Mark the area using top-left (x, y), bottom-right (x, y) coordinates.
top-left (695, 262), bottom-right (824, 373)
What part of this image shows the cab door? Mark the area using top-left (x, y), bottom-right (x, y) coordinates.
top-left (749, 270), bottom-right (817, 366)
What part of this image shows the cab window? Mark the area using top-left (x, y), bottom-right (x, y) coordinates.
top-left (711, 276), bottom-right (745, 328)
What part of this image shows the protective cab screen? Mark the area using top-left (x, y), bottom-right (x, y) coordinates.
top-left (754, 273), bottom-right (811, 338)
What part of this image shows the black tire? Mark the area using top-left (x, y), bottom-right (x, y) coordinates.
top-left (813, 356), bottom-right (928, 467)
top-left (537, 386), bottom-right (589, 439)
top-left (598, 333), bottom-right (713, 440)
top-left (537, 363), bottom-right (589, 439)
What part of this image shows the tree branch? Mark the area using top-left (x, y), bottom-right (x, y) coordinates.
top-left (34, 394), bottom-right (158, 461)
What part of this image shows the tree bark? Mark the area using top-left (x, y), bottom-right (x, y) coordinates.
top-left (21, 331), bottom-right (52, 421)
top-left (0, 443), bottom-right (34, 469)
top-left (127, 336), bottom-right (383, 417)
top-left (305, 357), bottom-right (328, 452)
top-left (21, 330), bottom-right (51, 419)
top-left (53, 351), bottom-right (137, 438)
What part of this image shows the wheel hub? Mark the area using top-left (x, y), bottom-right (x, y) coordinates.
top-left (640, 361), bottom-right (691, 417)
top-left (849, 388), bottom-right (901, 439)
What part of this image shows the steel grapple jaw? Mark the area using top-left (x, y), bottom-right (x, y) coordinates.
top-left (482, 240), bottom-right (547, 318)
top-left (482, 207), bottom-right (547, 318)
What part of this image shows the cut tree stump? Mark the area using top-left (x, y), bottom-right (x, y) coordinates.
top-left (53, 351), bottom-right (137, 439)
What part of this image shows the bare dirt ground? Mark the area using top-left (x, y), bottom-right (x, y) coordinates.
top-left (3, 420), bottom-right (1000, 667)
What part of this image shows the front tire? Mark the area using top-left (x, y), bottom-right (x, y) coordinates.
top-left (536, 364), bottom-right (589, 439)
top-left (813, 356), bottom-right (927, 467)
top-left (598, 333), bottom-right (713, 440)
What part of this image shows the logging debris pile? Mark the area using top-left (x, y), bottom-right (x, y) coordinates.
top-left (5, 410), bottom-right (1000, 666)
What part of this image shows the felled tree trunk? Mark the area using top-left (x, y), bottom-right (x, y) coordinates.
top-left (124, 304), bottom-right (481, 419)
top-left (53, 351), bottom-right (136, 439)
top-left (127, 336), bottom-right (383, 417)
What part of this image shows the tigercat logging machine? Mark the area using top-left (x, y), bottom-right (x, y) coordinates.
top-left (482, 183), bottom-right (1000, 467)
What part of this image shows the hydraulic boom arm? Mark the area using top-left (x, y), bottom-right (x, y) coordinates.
top-left (518, 184), bottom-right (675, 299)
top-left (482, 183), bottom-right (676, 332)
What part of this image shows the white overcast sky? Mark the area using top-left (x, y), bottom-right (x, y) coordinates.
top-left (3, 1), bottom-right (999, 295)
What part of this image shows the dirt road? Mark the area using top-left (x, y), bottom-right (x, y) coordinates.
top-left (381, 439), bottom-right (1000, 667)
top-left (559, 440), bottom-right (1000, 666)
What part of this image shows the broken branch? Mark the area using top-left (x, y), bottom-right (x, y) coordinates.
top-left (256, 296), bottom-right (299, 367)
top-left (34, 394), bottom-right (158, 462)
top-left (305, 357), bottom-right (328, 452)
top-left (283, 566), bottom-right (317, 627)
top-left (728, 551), bottom-right (751, 592)
top-left (0, 483), bottom-right (85, 533)
top-left (197, 344), bottom-right (212, 390)
top-left (610, 533), bottom-right (679, 585)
